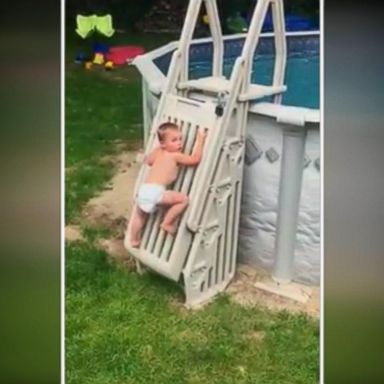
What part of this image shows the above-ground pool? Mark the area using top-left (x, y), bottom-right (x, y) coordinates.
top-left (189, 53), bottom-right (319, 109)
top-left (154, 32), bottom-right (319, 109)
top-left (134, 32), bottom-right (320, 285)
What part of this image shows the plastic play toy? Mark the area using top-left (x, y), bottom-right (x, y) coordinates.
top-left (95, 14), bottom-right (115, 37)
top-left (76, 15), bottom-right (96, 38)
top-left (93, 42), bottom-right (109, 55)
top-left (75, 14), bottom-right (115, 39)
top-left (75, 14), bottom-right (115, 67)
top-left (106, 46), bottom-right (145, 65)
top-left (93, 52), bottom-right (105, 65)
top-left (105, 61), bottom-right (114, 70)
top-left (262, 11), bottom-right (314, 32)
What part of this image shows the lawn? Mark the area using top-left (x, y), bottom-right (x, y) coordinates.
top-left (65, 30), bottom-right (176, 222)
top-left (65, 30), bottom-right (319, 384)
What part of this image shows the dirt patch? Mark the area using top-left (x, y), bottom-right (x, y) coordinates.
top-left (82, 150), bottom-right (143, 231)
top-left (65, 225), bottom-right (84, 242)
top-left (96, 237), bottom-right (136, 271)
top-left (227, 264), bottom-right (320, 318)
top-left (79, 149), bottom-right (145, 269)
top-left (167, 264), bottom-right (319, 318)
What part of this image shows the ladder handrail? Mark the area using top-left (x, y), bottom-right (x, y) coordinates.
top-left (228, 0), bottom-right (286, 102)
top-left (178, 0), bottom-right (203, 83)
top-left (271, 0), bottom-right (287, 103)
top-left (236, 0), bottom-right (271, 92)
top-left (205, 0), bottom-right (223, 77)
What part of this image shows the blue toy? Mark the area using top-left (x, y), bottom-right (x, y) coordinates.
top-left (74, 52), bottom-right (89, 64)
top-left (92, 42), bottom-right (110, 55)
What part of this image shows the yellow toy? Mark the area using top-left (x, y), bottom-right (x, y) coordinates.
top-left (85, 61), bottom-right (93, 70)
top-left (104, 61), bottom-right (114, 70)
top-left (93, 52), bottom-right (105, 65)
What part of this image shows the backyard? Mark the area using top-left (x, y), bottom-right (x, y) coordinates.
top-left (65, 28), bottom-right (319, 383)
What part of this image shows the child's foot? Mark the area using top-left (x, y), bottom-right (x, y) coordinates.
top-left (124, 229), bottom-right (141, 249)
top-left (131, 239), bottom-right (141, 248)
top-left (160, 222), bottom-right (177, 235)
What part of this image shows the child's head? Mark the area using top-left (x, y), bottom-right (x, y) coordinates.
top-left (157, 122), bottom-right (182, 152)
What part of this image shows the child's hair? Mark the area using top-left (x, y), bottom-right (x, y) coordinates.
top-left (157, 122), bottom-right (179, 142)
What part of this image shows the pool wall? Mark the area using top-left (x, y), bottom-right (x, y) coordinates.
top-left (241, 105), bottom-right (320, 285)
top-left (133, 31), bottom-right (320, 285)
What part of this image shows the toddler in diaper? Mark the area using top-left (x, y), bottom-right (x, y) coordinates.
top-left (128, 122), bottom-right (207, 248)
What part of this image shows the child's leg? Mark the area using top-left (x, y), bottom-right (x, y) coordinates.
top-left (159, 191), bottom-right (189, 234)
top-left (129, 206), bottom-right (148, 247)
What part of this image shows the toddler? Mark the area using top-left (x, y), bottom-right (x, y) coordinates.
top-left (129, 122), bottom-right (207, 247)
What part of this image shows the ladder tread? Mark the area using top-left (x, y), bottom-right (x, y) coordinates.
top-left (178, 76), bottom-right (230, 93)
top-left (178, 76), bottom-right (286, 101)
top-left (239, 84), bottom-right (287, 101)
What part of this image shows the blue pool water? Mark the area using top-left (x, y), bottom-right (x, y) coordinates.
top-left (189, 53), bottom-right (319, 109)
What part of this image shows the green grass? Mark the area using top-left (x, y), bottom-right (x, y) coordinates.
top-left (65, 31), bottom-right (171, 222)
top-left (65, 63), bottom-right (142, 221)
top-left (66, 242), bottom-right (319, 384)
top-left (66, 30), bottom-right (319, 383)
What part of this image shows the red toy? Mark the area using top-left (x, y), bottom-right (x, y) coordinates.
top-left (106, 45), bottom-right (144, 65)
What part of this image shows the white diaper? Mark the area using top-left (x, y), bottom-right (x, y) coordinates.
top-left (136, 183), bottom-right (165, 213)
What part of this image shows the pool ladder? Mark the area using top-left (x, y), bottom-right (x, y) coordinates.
top-left (125, 0), bottom-right (287, 307)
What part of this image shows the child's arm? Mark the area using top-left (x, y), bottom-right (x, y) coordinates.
top-left (175, 128), bottom-right (207, 166)
top-left (145, 148), bottom-right (160, 166)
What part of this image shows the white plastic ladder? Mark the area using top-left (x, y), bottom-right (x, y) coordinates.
top-left (125, 0), bottom-right (287, 307)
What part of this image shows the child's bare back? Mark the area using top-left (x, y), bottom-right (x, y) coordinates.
top-left (145, 148), bottom-right (180, 186)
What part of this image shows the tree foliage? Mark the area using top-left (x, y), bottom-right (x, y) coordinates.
top-left (66, 0), bottom-right (319, 31)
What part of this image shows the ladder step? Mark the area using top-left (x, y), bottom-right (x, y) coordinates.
top-left (178, 77), bottom-right (286, 102)
top-left (238, 84), bottom-right (287, 101)
top-left (178, 76), bottom-right (230, 94)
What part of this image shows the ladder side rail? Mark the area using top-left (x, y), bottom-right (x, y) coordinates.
top-left (183, 151), bottom-right (226, 277)
top-left (237, 99), bottom-right (249, 138)
top-left (144, 0), bottom-right (203, 130)
top-left (204, 0), bottom-right (224, 77)
top-left (228, 178), bottom-right (242, 276)
top-left (271, 0), bottom-right (287, 104)
top-left (179, 0), bottom-right (204, 83)
top-left (183, 134), bottom-right (244, 303)
top-left (187, 57), bottom-right (245, 229)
